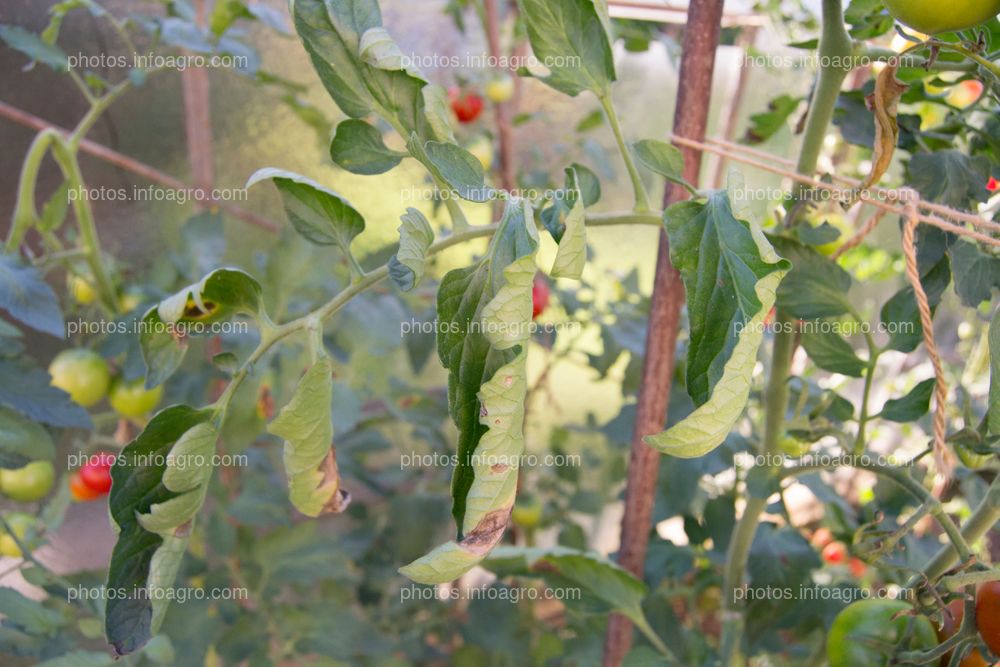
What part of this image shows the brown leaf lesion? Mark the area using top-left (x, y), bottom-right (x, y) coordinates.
top-left (316, 447), bottom-right (351, 514)
top-left (458, 506), bottom-right (512, 555)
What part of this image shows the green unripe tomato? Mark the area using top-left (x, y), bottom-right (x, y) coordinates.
top-left (108, 378), bottom-right (163, 418)
top-left (511, 496), bottom-right (543, 528)
top-left (882, 0), bottom-right (1000, 35)
top-left (48, 349), bottom-right (111, 408)
top-left (827, 599), bottom-right (938, 667)
top-left (0, 512), bottom-right (36, 558)
top-left (0, 461), bottom-right (55, 502)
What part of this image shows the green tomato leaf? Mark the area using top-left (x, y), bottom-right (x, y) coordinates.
top-left (907, 150), bottom-right (991, 210)
top-left (0, 587), bottom-right (67, 635)
top-left (549, 168), bottom-right (587, 280)
top-left (291, 0), bottom-right (444, 140)
top-left (631, 139), bottom-right (694, 193)
top-left (409, 137), bottom-right (494, 202)
top-left (646, 191), bottom-right (788, 458)
top-left (0, 253), bottom-right (65, 338)
top-left (400, 199), bottom-right (538, 584)
top-left (664, 190), bottom-right (790, 406)
top-left (34, 651), bottom-right (114, 667)
top-left (880, 378), bottom-right (935, 422)
top-left (771, 236), bottom-right (853, 319)
top-left (800, 330), bottom-right (866, 377)
top-left (0, 357), bottom-right (91, 429)
top-left (389, 208), bottom-right (435, 292)
top-left (880, 256), bottom-right (950, 353)
top-left (949, 240), bottom-right (1000, 308)
top-left (106, 406), bottom-right (215, 656)
top-left (744, 94), bottom-right (802, 144)
top-left (516, 0), bottom-right (615, 97)
top-left (0, 406), bottom-right (55, 469)
top-left (247, 167), bottom-right (366, 249)
top-left (208, 0), bottom-right (251, 36)
top-left (485, 546), bottom-right (652, 628)
top-left (140, 268), bottom-right (262, 388)
top-left (268, 355), bottom-right (347, 517)
top-left (329, 119), bottom-right (406, 175)
top-left (0, 24), bottom-right (68, 70)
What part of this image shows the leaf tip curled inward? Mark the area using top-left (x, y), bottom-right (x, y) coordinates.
top-left (398, 506), bottom-right (513, 585)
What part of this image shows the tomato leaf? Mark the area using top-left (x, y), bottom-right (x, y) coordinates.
top-left (409, 137), bottom-right (494, 202)
top-left (0, 24), bottom-right (68, 70)
top-left (516, 0), bottom-right (615, 97)
top-left (744, 94), bottom-right (802, 144)
top-left (329, 119), bottom-right (406, 175)
top-left (800, 330), bottom-right (866, 377)
top-left (389, 208), bottom-right (435, 292)
top-left (267, 356), bottom-right (348, 517)
top-left (246, 168), bottom-right (366, 249)
top-left (879, 378), bottom-right (935, 422)
top-left (549, 168), bottom-right (587, 280)
top-left (0, 406), bottom-right (55, 469)
top-left (140, 269), bottom-right (262, 388)
top-left (772, 237), bottom-right (853, 319)
top-left (646, 190), bottom-right (789, 458)
top-left (399, 199), bottom-right (538, 584)
top-left (0, 358), bottom-right (91, 429)
top-left (880, 256), bottom-right (950, 353)
top-left (948, 240), bottom-right (1000, 307)
top-left (859, 62), bottom-right (907, 192)
top-left (631, 139), bottom-right (694, 193)
top-left (291, 0), bottom-right (447, 141)
top-left (907, 150), bottom-right (991, 209)
top-left (105, 405), bottom-right (215, 655)
top-left (0, 253), bottom-right (65, 338)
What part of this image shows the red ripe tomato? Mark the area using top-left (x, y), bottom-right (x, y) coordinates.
top-left (79, 452), bottom-right (115, 494)
top-left (822, 541), bottom-right (848, 565)
top-left (532, 275), bottom-right (550, 320)
top-left (448, 87), bottom-right (484, 124)
top-left (69, 472), bottom-right (101, 502)
top-left (938, 599), bottom-right (989, 667)
top-left (848, 557), bottom-right (868, 578)
top-left (976, 581), bottom-right (1000, 657)
top-left (988, 176), bottom-right (999, 193)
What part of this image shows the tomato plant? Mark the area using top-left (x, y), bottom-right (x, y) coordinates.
top-left (0, 0), bottom-right (999, 665)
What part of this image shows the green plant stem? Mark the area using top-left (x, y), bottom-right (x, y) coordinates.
top-left (719, 2), bottom-right (853, 663)
top-left (213, 210), bottom-right (658, 412)
top-left (779, 456), bottom-right (975, 567)
top-left (853, 308), bottom-right (882, 453)
top-left (597, 92), bottom-right (651, 212)
top-left (861, 47), bottom-right (977, 72)
top-left (933, 41), bottom-right (1000, 79)
top-left (719, 311), bottom-right (796, 666)
top-left (940, 568), bottom-right (1000, 591)
top-left (5, 129), bottom-right (59, 252)
top-left (51, 140), bottom-right (120, 314)
top-left (911, 475), bottom-right (1000, 586)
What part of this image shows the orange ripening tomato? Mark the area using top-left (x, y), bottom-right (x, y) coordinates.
top-left (70, 472), bottom-right (102, 502)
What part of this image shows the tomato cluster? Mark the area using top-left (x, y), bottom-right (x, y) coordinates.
top-left (49, 348), bottom-right (162, 418)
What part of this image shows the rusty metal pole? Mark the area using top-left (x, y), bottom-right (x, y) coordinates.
top-left (602, 1), bottom-right (726, 664)
top-left (182, 0), bottom-right (214, 193)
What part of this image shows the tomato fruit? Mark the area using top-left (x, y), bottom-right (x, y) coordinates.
top-left (449, 87), bottom-right (484, 123)
top-left (69, 471), bottom-right (101, 502)
top-left (48, 349), bottom-right (111, 408)
top-left (849, 557), bottom-right (868, 578)
top-left (822, 541), bottom-right (848, 565)
top-left (882, 0), bottom-right (1000, 34)
top-left (532, 275), bottom-right (550, 320)
top-left (811, 527), bottom-right (834, 549)
top-left (937, 599), bottom-right (989, 667)
top-left (79, 453), bottom-right (115, 494)
top-left (108, 377), bottom-right (163, 418)
top-left (779, 433), bottom-right (811, 457)
top-left (511, 495), bottom-right (543, 528)
top-left (828, 599), bottom-right (938, 667)
top-left (947, 80), bottom-right (985, 108)
top-left (68, 274), bottom-right (97, 305)
top-left (976, 582), bottom-right (1000, 656)
top-left (0, 460), bottom-right (55, 502)
top-left (988, 176), bottom-right (999, 193)
top-left (0, 512), bottom-right (36, 558)
top-left (484, 75), bottom-right (515, 103)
